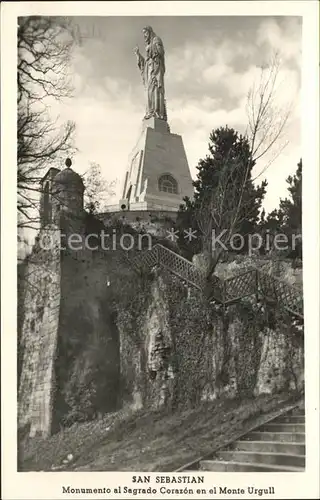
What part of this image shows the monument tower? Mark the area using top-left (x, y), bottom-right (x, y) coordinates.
top-left (116, 26), bottom-right (194, 214)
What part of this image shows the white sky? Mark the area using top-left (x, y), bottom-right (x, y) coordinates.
top-left (52, 16), bottom-right (301, 213)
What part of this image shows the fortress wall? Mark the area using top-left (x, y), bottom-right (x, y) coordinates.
top-left (18, 227), bottom-right (61, 437)
top-left (51, 247), bottom-right (121, 429)
top-left (18, 237), bottom-right (123, 435)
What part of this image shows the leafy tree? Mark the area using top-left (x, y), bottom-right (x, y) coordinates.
top-left (258, 160), bottom-right (302, 258)
top-left (257, 208), bottom-right (283, 256)
top-left (177, 126), bottom-right (267, 275)
top-left (279, 159), bottom-right (302, 235)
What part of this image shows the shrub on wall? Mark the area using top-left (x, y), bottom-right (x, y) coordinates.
top-left (226, 303), bottom-right (264, 397)
top-left (160, 275), bottom-right (218, 407)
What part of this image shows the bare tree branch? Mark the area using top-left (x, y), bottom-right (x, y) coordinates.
top-left (246, 52), bottom-right (293, 180)
top-left (17, 16), bottom-right (77, 230)
top-left (190, 54), bottom-right (294, 279)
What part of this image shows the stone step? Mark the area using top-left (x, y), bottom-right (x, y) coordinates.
top-left (273, 415), bottom-right (305, 424)
top-left (216, 450), bottom-right (305, 468)
top-left (177, 404), bottom-right (306, 473)
top-left (230, 440), bottom-right (305, 455)
top-left (287, 408), bottom-right (305, 416)
top-left (200, 460), bottom-right (304, 472)
top-left (244, 431), bottom-right (305, 443)
top-left (259, 422), bottom-right (305, 433)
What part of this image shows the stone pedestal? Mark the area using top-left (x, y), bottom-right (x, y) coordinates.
top-left (119, 117), bottom-right (194, 212)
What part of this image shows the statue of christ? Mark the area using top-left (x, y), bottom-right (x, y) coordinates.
top-left (134, 26), bottom-right (167, 121)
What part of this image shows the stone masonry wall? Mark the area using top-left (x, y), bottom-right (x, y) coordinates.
top-left (18, 227), bottom-right (61, 437)
top-left (19, 239), bottom-right (122, 435)
top-left (51, 247), bottom-right (120, 429)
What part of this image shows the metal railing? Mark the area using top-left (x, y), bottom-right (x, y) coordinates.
top-left (129, 244), bottom-right (304, 319)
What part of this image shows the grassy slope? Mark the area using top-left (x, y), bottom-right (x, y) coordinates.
top-left (19, 391), bottom-right (301, 472)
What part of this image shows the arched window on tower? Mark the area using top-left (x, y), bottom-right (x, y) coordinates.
top-left (158, 174), bottom-right (178, 194)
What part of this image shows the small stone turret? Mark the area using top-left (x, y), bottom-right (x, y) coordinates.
top-left (51, 158), bottom-right (84, 218)
top-left (40, 159), bottom-right (85, 228)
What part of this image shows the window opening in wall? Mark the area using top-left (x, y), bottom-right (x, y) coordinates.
top-left (158, 174), bottom-right (178, 194)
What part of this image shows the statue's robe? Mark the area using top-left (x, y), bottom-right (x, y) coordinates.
top-left (138, 36), bottom-right (167, 120)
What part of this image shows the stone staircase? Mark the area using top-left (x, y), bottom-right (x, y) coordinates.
top-left (199, 406), bottom-right (305, 472)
